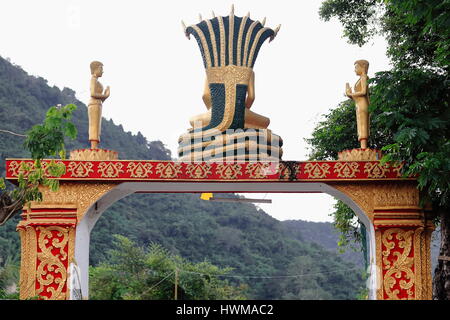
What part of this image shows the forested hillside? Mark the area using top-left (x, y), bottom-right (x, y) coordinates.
top-left (0, 55), bottom-right (366, 299)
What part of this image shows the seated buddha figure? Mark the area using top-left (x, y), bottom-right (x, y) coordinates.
top-left (189, 73), bottom-right (270, 130)
top-left (178, 7), bottom-right (282, 161)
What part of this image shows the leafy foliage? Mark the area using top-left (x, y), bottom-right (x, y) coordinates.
top-left (371, 69), bottom-right (450, 207)
top-left (0, 104), bottom-right (77, 226)
top-left (90, 235), bottom-right (248, 300)
top-left (320, 0), bottom-right (380, 46)
top-left (320, 0), bottom-right (450, 71)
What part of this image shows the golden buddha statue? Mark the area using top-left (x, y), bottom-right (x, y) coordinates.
top-left (189, 72), bottom-right (270, 129)
top-left (178, 7), bottom-right (283, 162)
top-left (88, 61), bottom-right (110, 149)
top-left (346, 59), bottom-right (370, 149)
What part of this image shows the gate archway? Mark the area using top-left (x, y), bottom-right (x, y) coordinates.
top-left (6, 158), bottom-right (434, 300)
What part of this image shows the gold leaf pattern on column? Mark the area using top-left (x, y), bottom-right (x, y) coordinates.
top-left (185, 163), bottom-right (212, 179)
top-left (304, 163), bottom-right (330, 179)
top-left (35, 226), bottom-right (71, 300)
top-left (216, 163), bottom-right (243, 179)
top-left (155, 163), bottom-right (182, 179)
top-left (127, 162), bottom-right (153, 178)
top-left (97, 162), bottom-right (124, 178)
top-left (68, 161), bottom-right (94, 178)
top-left (334, 162), bottom-right (360, 178)
top-left (382, 228), bottom-right (415, 300)
top-left (18, 226), bottom-right (37, 300)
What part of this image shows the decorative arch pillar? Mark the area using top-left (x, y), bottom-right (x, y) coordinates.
top-left (16, 182), bottom-right (116, 300)
top-left (331, 181), bottom-right (434, 300)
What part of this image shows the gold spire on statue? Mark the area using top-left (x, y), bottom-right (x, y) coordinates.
top-left (88, 61), bottom-right (110, 149)
top-left (346, 59), bottom-right (370, 149)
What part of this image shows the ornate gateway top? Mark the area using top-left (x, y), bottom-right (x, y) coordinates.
top-left (183, 6), bottom-right (280, 69)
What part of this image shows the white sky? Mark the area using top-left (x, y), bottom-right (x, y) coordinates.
top-left (0, 0), bottom-right (391, 222)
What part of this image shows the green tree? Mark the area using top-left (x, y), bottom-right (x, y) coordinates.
top-left (316, 0), bottom-right (450, 299)
top-left (0, 104), bottom-right (77, 225)
top-left (89, 235), bottom-right (248, 300)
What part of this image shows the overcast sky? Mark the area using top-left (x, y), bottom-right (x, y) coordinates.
top-left (0, 0), bottom-right (391, 222)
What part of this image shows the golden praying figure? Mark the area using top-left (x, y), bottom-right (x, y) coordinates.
top-left (88, 61), bottom-right (110, 149)
top-left (346, 59), bottom-right (370, 149)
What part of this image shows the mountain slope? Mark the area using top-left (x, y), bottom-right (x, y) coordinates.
top-left (0, 55), bottom-right (365, 299)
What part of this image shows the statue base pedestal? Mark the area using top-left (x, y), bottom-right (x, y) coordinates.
top-left (69, 148), bottom-right (119, 161)
top-left (178, 129), bottom-right (283, 162)
top-left (338, 148), bottom-right (382, 161)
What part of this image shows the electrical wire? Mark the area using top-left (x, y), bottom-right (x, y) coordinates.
top-left (177, 266), bottom-right (362, 279)
top-left (0, 129), bottom-right (26, 137)
top-left (146, 271), bottom-right (175, 291)
top-left (139, 266), bottom-right (362, 281)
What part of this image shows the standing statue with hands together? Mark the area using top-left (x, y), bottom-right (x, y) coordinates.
top-left (88, 61), bottom-right (110, 149)
top-left (346, 59), bottom-right (370, 149)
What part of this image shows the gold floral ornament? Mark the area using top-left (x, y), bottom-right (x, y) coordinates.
top-left (382, 228), bottom-right (415, 299)
top-left (186, 163), bottom-right (212, 179)
top-left (155, 163), bottom-right (182, 179)
top-left (68, 161), bottom-right (94, 178)
top-left (36, 226), bottom-right (71, 300)
top-left (216, 163), bottom-right (243, 179)
top-left (97, 162), bottom-right (124, 178)
top-left (364, 162), bottom-right (390, 178)
top-left (392, 162), bottom-right (404, 178)
top-left (8, 160), bottom-right (31, 177)
top-left (127, 162), bottom-right (153, 178)
top-left (334, 162), bottom-right (360, 178)
top-left (303, 163), bottom-right (331, 179)
top-left (246, 163), bottom-right (272, 179)
top-left (276, 162), bottom-right (300, 180)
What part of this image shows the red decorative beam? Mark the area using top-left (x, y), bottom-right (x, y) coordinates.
top-left (5, 159), bottom-right (411, 182)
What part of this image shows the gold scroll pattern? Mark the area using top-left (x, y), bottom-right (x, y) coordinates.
top-left (392, 163), bottom-right (404, 178)
top-left (304, 163), bottom-right (330, 179)
top-left (185, 163), bottom-right (212, 179)
top-left (97, 162), bottom-right (124, 178)
top-left (35, 226), bottom-right (75, 300)
top-left (8, 160), bottom-right (29, 177)
top-left (127, 162), bottom-right (153, 178)
top-left (334, 162), bottom-right (360, 178)
top-left (68, 161), bottom-right (94, 178)
top-left (8, 160), bottom-right (63, 178)
top-left (216, 164), bottom-right (243, 179)
top-left (155, 163), bottom-right (182, 179)
top-left (246, 163), bottom-right (272, 179)
top-left (277, 162), bottom-right (300, 180)
top-left (364, 162), bottom-right (390, 178)
top-left (381, 228), bottom-right (415, 300)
